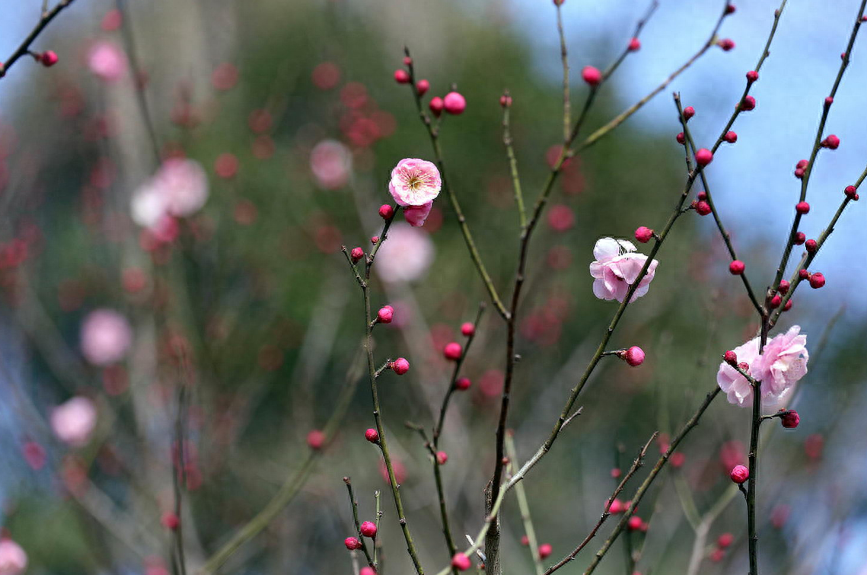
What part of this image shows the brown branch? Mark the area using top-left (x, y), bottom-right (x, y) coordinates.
top-left (0, 0), bottom-right (77, 80)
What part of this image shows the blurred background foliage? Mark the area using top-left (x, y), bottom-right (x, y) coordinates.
top-left (1, 0), bottom-right (866, 574)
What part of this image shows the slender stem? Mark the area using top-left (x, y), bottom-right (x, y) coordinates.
top-left (555, 2), bottom-right (570, 143)
top-left (501, 97), bottom-right (527, 229)
top-left (404, 49), bottom-right (509, 320)
top-left (583, 388), bottom-right (722, 575)
top-left (769, 0), bottom-right (865, 294)
top-left (344, 478), bottom-right (376, 568)
top-left (769, 162), bottom-right (867, 327)
top-left (505, 433), bottom-right (543, 575)
top-left (0, 0), bottom-right (76, 79)
top-left (374, 490), bottom-right (383, 567)
top-left (354, 208), bottom-right (425, 574)
top-left (746, 380), bottom-right (762, 575)
top-left (172, 356), bottom-right (191, 575)
top-left (433, 302), bottom-right (486, 444)
top-left (577, 0), bottom-right (728, 152)
top-left (676, 97), bottom-right (763, 315)
top-left (543, 432), bottom-right (657, 575)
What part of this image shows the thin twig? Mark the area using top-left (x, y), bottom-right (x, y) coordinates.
top-left (0, 0), bottom-right (76, 80)
top-left (501, 94), bottom-right (527, 229)
top-left (555, 2), bottom-right (570, 143)
top-left (505, 433), bottom-right (543, 575)
top-left (344, 478), bottom-right (376, 568)
top-left (544, 432), bottom-right (658, 575)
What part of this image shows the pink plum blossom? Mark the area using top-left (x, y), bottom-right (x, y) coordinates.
top-left (589, 238), bottom-right (658, 303)
top-left (87, 41), bottom-right (127, 81)
top-left (375, 222), bottom-right (435, 283)
top-left (0, 539), bottom-right (27, 575)
top-left (80, 309), bottom-right (132, 365)
top-left (310, 140), bottom-right (352, 189)
top-left (403, 201), bottom-right (433, 227)
top-left (50, 396), bottom-right (98, 447)
top-left (132, 159), bottom-right (209, 230)
top-left (753, 326), bottom-right (808, 397)
top-left (388, 158), bottom-right (441, 207)
top-left (717, 326), bottom-right (808, 407)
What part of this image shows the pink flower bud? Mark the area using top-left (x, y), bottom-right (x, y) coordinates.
top-left (416, 79), bottom-right (430, 95)
top-left (710, 549), bottom-right (725, 563)
top-left (683, 106), bottom-right (695, 120)
top-left (365, 428), bottom-right (379, 443)
top-left (379, 204), bottom-right (394, 220)
top-left (345, 536), bottom-right (363, 550)
top-left (769, 294), bottom-right (782, 309)
top-left (729, 260), bottom-right (745, 275)
top-left (360, 521), bottom-right (377, 537)
top-left (697, 191), bottom-right (708, 200)
top-left (822, 134), bottom-right (840, 149)
top-left (676, 132), bottom-right (685, 144)
top-left (825, 96), bottom-right (834, 106)
top-left (377, 305), bottom-right (394, 323)
top-left (718, 38), bottom-right (735, 51)
top-left (627, 516), bottom-right (644, 531)
top-left (608, 498), bottom-right (625, 513)
top-left (634, 226), bottom-right (653, 243)
top-left (780, 410), bottom-right (800, 428)
top-left (455, 377), bottom-right (471, 390)
top-left (443, 342), bottom-right (463, 361)
top-left (360, 568), bottom-right (376, 575)
top-left (730, 464), bottom-right (749, 484)
top-left (461, 322), bottom-right (475, 337)
top-left (429, 97), bottom-right (444, 116)
top-left (805, 239), bottom-right (818, 253)
top-left (844, 185), bottom-right (858, 199)
top-left (724, 131), bottom-right (738, 143)
top-left (624, 346), bottom-right (645, 367)
top-left (394, 69), bottom-right (410, 84)
top-left (746, 70), bottom-right (758, 82)
top-left (307, 430), bottom-right (325, 450)
top-left (371, 236), bottom-right (379, 244)
top-left (798, 269), bottom-right (810, 280)
top-left (436, 451), bottom-right (448, 465)
top-left (452, 553), bottom-right (472, 571)
top-left (793, 232), bottom-right (806, 245)
top-left (695, 148), bottom-right (713, 166)
top-left (538, 544), bottom-right (553, 559)
top-left (41, 50), bottom-right (59, 67)
top-left (795, 201), bottom-right (810, 214)
top-left (610, 468), bottom-right (622, 479)
top-left (391, 358), bottom-right (410, 375)
top-left (500, 94), bottom-right (512, 107)
top-left (443, 92), bottom-right (466, 115)
top-left (724, 350), bottom-right (737, 365)
top-left (779, 280), bottom-right (790, 294)
top-left (695, 201), bottom-right (712, 216)
top-left (581, 66), bottom-right (602, 86)
top-left (628, 38), bottom-right (641, 52)
top-left (809, 272), bottom-right (825, 289)
top-left (717, 533), bottom-right (734, 548)
top-left (783, 299), bottom-right (793, 312)
top-left (796, 159), bottom-right (808, 169)
top-left (350, 247), bottom-right (364, 263)
top-left (521, 535), bottom-right (530, 546)
top-left (725, 4), bottom-right (736, 14)
top-left (740, 95), bottom-right (756, 111)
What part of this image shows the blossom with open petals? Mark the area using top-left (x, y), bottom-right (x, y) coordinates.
top-left (589, 238), bottom-right (658, 303)
top-left (717, 326), bottom-right (808, 407)
top-left (88, 41), bottom-right (127, 81)
top-left (310, 140), bottom-right (352, 189)
top-left (131, 159), bottom-right (208, 230)
top-left (388, 158), bottom-right (441, 207)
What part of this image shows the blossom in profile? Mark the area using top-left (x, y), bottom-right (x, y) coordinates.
top-left (310, 140), bottom-right (352, 189)
top-left (0, 538), bottom-right (27, 575)
top-left (81, 309), bottom-right (132, 365)
top-left (375, 222), bottom-right (434, 283)
top-left (717, 326), bottom-right (808, 407)
top-left (50, 396), bottom-right (97, 447)
top-left (589, 237), bottom-right (658, 302)
top-left (403, 201), bottom-right (433, 227)
top-left (87, 41), bottom-right (127, 81)
top-left (131, 159), bottom-right (209, 231)
top-left (388, 158), bottom-right (441, 207)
